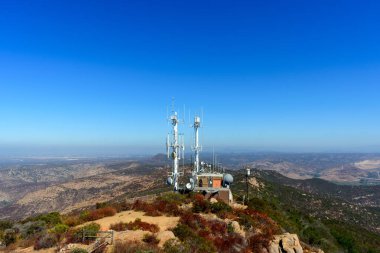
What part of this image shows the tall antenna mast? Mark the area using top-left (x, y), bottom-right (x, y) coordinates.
top-left (166, 101), bottom-right (185, 192)
top-left (192, 115), bottom-right (202, 174)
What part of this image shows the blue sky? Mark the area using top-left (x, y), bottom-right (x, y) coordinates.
top-left (0, 0), bottom-right (380, 155)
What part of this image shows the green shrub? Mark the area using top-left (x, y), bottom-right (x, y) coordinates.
top-left (25, 212), bottom-right (61, 227)
top-left (82, 223), bottom-right (100, 237)
top-left (3, 229), bottom-right (17, 246)
top-left (14, 220), bottom-right (46, 239)
top-left (33, 233), bottom-right (57, 250)
top-left (79, 211), bottom-right (90, 221)
top-left (158, 192), bottom-right (186, 205)
top-left (112, 240), bottom-right (160, 253)
top-left (0, 220), bottom-right (13, 231)
top-left (52, 224), bottom-right (69, 234)
top-left (227, 222), bottom-right (235, 233)
top-left (67, 223), bottom-right (100, 243)
top-left (96, 202), bottom-right (108, 209)
top-left (237, 213), bottom-right (254, 230)
top-left (172, 224), bottom-right (216, 253)
top-left (142, 233), bottom-right (160, 245)
top-left (72, 248), bottom-right (88, 253)
top-left (163, 239), bottom-right (191, 253)
top-left (210, 202), bottom-right (232, 214)
top-left (302, 226), bottom-right (323, 245)
top-left (172, 224), bottom-right (197, 241)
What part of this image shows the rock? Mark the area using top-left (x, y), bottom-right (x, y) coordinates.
top-left (230, 220), bottom-right (245, 237)
top-left (231, 202), bottom-right (247, 210)
top-left (268, 233), bottom-right (303, 253)
top-left (210, 198), bottom-right (218, 203)
top-left (156, 231), bottom-right (176, 247)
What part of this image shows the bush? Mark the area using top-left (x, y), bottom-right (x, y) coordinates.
top-left (96, 202), bottom-right (108, 209)
top-left (14, 220), bottom-right (46, 239)
top-left (184, 236), bottom-right (216, 253)
top-left (110, 219), bottom-right (159, 233)
top-left (3, 229), bottom-right (17, 246)
top-left (227, 222), bottom-right (235, 233)
top-left (112, 240), bottom-right (160, 253)
top-left (63, 215), bottom-right (82, 227)
top-left (66, 223), bottom-right (100, 244)
top-left (238, 213), bottom-right (254, 230)
top-left (213, 233), bottom-right (246, 253)
top-left (79, 211), bottom-right (90, 221)
top-left (34, 233), bottom-right (57, 250)
top-left (247, 233), bottom-right (271, 252)
top-left (179, 212), bottom-right (207, 230)
top-left (210, 201), bottom-right (232, 214)
top-left (302, 226), bottom-right (323, 245)
top-left (132, 199), bottom-right (182, 217)
top-left (110, 222), bottom-right (127, 231)
top-left (163, 239), bottom-right (191, 253)
top-left (192, 194), bottom-right (210, 213)
top-left (85, 207), bottom-right (117, 221)
top-left (172, 224), bottom-right (197, 241)
top-left (82, 223), bottom-right (100, 237)
top-left (0, 220), bottom-right (13, 231)
top-left (52, 224), bottom-right (69, 234)
top-left (72, 248), bottom-right (88, 253)
top-left (142, 233), bottom-right (160, 245)
top-left (18, 237), bottom-right (36, 248)
top-left (24, 212), bottom-right (61, 227)
top-left (158, 192), bottom-right (187, 205)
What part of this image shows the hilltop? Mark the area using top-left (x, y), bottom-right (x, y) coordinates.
top-left (0, 192), bottom-right (325, 253)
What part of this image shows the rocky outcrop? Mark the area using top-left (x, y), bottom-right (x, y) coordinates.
top-left (268, 233), bottom-right (303, 253)
top-left (156, 231), bottom-right (176, 247)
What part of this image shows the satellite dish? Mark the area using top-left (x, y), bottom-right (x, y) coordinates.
top-left (223, 174), bottom-right (234, 186)
top-left (186, 183), bottom-right (192, 190)
top-left (167, 177), bottom-right (173, 186)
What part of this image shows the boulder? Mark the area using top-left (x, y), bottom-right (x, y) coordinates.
top-left (156, 230), bottom-right (176, 247)
top-left (268, 233), bottom-right (303, 253)
top-left (230, 220), bottom-right (245, 237)
top-left (210, 198), bottom-right (218, 203)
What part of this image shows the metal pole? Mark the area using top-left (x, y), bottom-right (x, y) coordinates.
top-left (245, 167), bottom-right (250, 205)
top-left (246, 173), bottom-right (248, 205)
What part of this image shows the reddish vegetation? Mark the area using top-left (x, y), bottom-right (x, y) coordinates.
top-left (110, 218), bottom-right (159, 233)
top-left (63, 216), bottom-right (82, 227)
top-left (213, 233), bottom-right (247, 253)
top-left (132, 199), bottom-right (182, 217)
top-left (86, 207), bottom-right (117, 221)
top-left (129, 193), bottom-right (279, 252)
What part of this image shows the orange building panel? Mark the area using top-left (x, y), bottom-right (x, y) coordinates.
top-left (212, 178), bottom-right (222, 188)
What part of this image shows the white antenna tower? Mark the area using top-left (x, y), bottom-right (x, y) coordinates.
top-left (192, 115), bottom-right (202, 174)
top-left (166, 101), bottom-right (185, 191)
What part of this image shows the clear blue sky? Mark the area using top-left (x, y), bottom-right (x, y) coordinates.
top-left (1, 0), bottom-right (380, 156)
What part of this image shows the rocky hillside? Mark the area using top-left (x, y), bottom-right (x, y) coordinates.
top-left (232, 169), bottom-right (380, 252)
top-left (0, 192), bottom-right (323, 253)
top-left (0, 160), bottom-right (168, 220)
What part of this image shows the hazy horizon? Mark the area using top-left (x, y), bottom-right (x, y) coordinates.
top-left (1, 144), bottom-right (380, 158)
